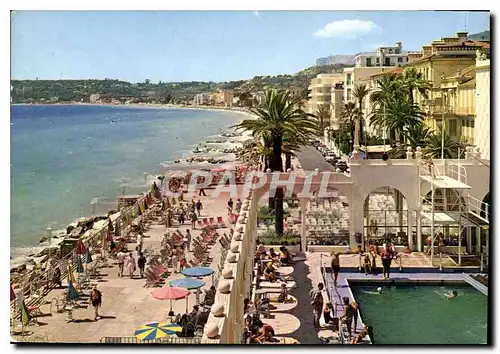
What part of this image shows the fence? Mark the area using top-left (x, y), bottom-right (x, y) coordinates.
top-left (11, 193), bottom-right (150, 319)
top-left (100, 336), bottom-right (202, 344)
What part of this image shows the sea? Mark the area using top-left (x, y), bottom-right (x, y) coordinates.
top-left (10, 104), bottom-right (246, 262)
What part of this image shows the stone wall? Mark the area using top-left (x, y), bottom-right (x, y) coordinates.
top-left (201, 188), bottom-right (258, 344)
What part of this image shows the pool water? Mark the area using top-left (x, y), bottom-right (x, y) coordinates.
top-left (351, 284), bottom-right (488, 345)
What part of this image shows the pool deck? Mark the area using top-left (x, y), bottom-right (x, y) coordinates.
top-left (321, 262), bottom-right (489, 344)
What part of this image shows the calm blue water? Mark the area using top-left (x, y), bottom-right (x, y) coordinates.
top-left (11, 104), bottom-right (243, 253)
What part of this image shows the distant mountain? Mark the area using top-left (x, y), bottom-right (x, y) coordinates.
top-left (11, 64), bottom-right (349, 104)
top-left (316, 55), bottom-right (356, 66)
top-left (469, 30), bottom-right (490, 41)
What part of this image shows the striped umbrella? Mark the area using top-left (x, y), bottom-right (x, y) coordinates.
top-left (20, 299), bottom-right (31, 329)
top-left (67, 281), bottom-right (79, 301)
top-left (137, 204), bottom-right (142, 216)
top-left (84, 248), bottom-right (93, 264)
top-left (10, 284), bottom-right (15, 302)
top-left (76, 256), bottom-right (84, 273)
top-left (134, 322), bottom-right (181, 341)
top-left (76, 239), bottom-right (86, 255)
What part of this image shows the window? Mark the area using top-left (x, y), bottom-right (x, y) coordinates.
top-left (398, 57), bottom-right (403, 63)
top-left (406, 57), bottom-right (409, 62)
top-left (376, 57), bottom-right (380, 63)
top-left (470, 120), bottom-right (475, 128)
top-left (346, 74), bottom-right (351, 86)
top-left (385, 58), bottom-right (391, 66)
top-left (449, 119), bottom-right (457, 136)
top-left (347, 89), bottom-right (351, 101)
top-left (366, 58), bottom-right (372, 67)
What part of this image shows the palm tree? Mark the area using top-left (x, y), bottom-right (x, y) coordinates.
top-left (235, 88), bottom-right (319, 235)
top-left (340, 102), bottom-right (361, 153)
top-left (315, 104), bottom-right (331, 131)
top-left (390, 124), bottom-right (433, 158)
top-left (352, 84), bottom-right (370, 148)
top-left (371, 97), bottom-right (424, 145)
top-left (402, 67), bottom-right (431, 104)
top-left (423, 128), bottom-right (463, 159)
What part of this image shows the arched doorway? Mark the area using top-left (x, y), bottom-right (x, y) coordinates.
top-left (306, 188), bottom-right (350, 247)
top-left (480, 192), bottom-right (490, 221)
top-left (363, 186), bottom-right (408, 247)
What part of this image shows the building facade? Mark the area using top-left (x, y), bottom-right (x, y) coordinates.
top-left (405, 32), bottom-right (489, 134)
top-left (474, 50), bottom-right (490, 160)
top-left (307, 73), bottom-right (344, 117)
top-left (193, 92), bottom-right (211, 106)
top-left (355, 42), bottom-right (419, 68)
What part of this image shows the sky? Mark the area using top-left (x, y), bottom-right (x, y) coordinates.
top-left (11, 10), bottom-right (490, 83)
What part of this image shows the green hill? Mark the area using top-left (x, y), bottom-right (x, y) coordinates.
top-left (10, 64), bottom-right (349, 104)
top-left (469, 30), bottom-right (490, 41)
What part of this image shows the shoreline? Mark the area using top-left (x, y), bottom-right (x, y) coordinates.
top-left (10, 104), bottom-right (255, 269)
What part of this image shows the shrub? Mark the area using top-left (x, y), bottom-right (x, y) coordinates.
top-left (257, 229), bottom-right (301, 246)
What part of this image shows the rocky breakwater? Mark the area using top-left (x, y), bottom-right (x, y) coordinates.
top-left (10, 210), bottom-right (120, 297)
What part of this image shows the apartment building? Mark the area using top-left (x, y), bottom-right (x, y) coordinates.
top-left (355, 42), bottom-right (418, 68)
top-left (307, 73), bottom-right (344, 118)
top-left (474, 50), bottom-right (490, 160)
top-left (193, 92), bottom-right (211, 105)
top-left (405, 32), bottom-right (489, 132)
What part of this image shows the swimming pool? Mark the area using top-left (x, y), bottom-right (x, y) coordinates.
top-left (350, 283), bottom-right (488, 345)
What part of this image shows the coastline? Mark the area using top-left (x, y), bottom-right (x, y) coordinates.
top-left (10, 104), bottom-right (255, 270)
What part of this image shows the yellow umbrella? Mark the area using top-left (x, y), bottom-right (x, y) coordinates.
top-left (134, 322), bottom-right (181, 341)
top-left (67, 262), bottom-right (76, 284)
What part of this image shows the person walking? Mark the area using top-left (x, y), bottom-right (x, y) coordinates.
top-left (117, 250), bottom-right (126, 277)
top-left (125, 252), bottom-right (136, 279)
top-left (227, 198), bottom-right (234, 214)
top-left (235, 198), bottom-right (242, 213)
top-left (330, 252), bottom-right (341, 286)
top-left (178, 210), bottom-right (185, 225)
top-left (185, 229), bottom-right (192, 252)
top-left (199, 187), bottom-right (206, 197)
top-left (171, 246), bottom-right (179, 273)
top-left (309, 283), bottom-right (324, 328)
top-left (136, 232), bottom-right (143, 254)
top-left (189, 210), bottom-right (197, 230)
top-left (137, 252), bottom-right (147, 278)
top-left (178, 246), bottom-right (186, 272)
top-left (89, 285), bottom-right (102, 321)
top-left (195, 199), bottom-right (203, 217)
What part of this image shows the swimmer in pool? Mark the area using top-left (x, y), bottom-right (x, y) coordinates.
top-left (362, 287), bottom-right (383, 295)
top-left (445, 290), bottom-right (458, 299)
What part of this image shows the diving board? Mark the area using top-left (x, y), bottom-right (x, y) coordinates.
top-left (420, 175), bottom-right (471, 189)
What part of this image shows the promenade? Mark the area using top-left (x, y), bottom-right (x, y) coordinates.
top-left (12, 188), bottom-right (234, 343)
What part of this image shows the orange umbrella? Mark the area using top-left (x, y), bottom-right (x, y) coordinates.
top-left (76, 239), bottom-right (86, 255)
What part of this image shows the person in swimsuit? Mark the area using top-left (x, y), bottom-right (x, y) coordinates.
top-left (351, 325), bottom-right (369, 344)
top-left (89, 285), bottom-right (102, 321)
top-left (331, 252), bottom-right (341, 285)
top-left (323, 302), bottom-right (334, 325)
top-left (445, 290), bottom-right (458, 299)
top-left (381, 244), bottom-right (394, 280)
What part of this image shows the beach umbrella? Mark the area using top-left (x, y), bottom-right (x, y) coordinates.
top-left (169, 278), bottom-right (205, 290)
top-left (67, 281), bottom-right (79, 301)
top-left (76, 256), bottom-right (84, 273)
top-left (76, 239), bottom-right (86, 255)
top-left (137, 204), bottom-right (143, 216)
top-left (10, 284), bottom-right (15, 302)
top-left (20, 299), bottom-right (31, 331)
top-left (182, 266), bottom-right (216, 285)
top-left (134, 322), bottom-right (182, 341)
top-left (67, 262), bottom-right (76, 284)
top-left (151, 285), bottom-right (191, 312)
top-left (84, 248), bottom-right (93, 264)
top-left (144, 199), bottom-right (149, 210)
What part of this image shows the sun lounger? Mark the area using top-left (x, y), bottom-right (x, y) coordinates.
top-left (197, 220), bottom-right (204, 228)
top-left (209, 217), bottom-right (215, 226)
top-left (217, 216), bottom-right (225, 227)
top-left (259, 281), bottom-right (296, 289)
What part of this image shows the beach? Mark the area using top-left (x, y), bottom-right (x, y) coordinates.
top-left (10, 104), bottom-right (255, 270)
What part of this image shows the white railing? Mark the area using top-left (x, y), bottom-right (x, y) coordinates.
top-left (447, 161), bottom-right (467, 184)
top-left (465, 195), bottom-right (489, 222)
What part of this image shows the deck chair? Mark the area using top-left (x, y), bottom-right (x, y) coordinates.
top-left (203, 218), bottom-right (210, 227)
top-left (217, 216), bottom-right (225, 227)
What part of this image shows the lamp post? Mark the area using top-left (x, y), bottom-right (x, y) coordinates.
top-left (331, 120), bottom-right (340, 155)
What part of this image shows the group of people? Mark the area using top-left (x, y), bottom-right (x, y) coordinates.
top-left (116, 250), bottom-right (147, 278)
top-left (310, 283), bottom-right (368, 344)
top-left (242, 313), bottom-right (277, 344)
top-left (354, 241), bottom-right (399, 280)
top-left (227, 198), bottom-right (242, 216)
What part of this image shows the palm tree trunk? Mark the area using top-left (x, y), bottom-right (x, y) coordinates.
top-left (350, 121), bottom-right (355, 152)
top-left (269, 135), bottom-right (284, 236)
top-left (285, 153), bottom-right (292, 171)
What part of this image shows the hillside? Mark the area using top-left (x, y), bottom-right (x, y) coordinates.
top-left (469, 30), bottom-right (490, 41)
top-left (10, 64), bottom-right (349, 104)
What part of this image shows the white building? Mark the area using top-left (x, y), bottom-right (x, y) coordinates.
top-left (307, 73), bottom-right (344, 117)
top-left (193, 92), bottom-right (210, 106)
top-left (474, 50), bottom-right (490, 160)
top-left (355, 42), bottom-right (418, 68)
